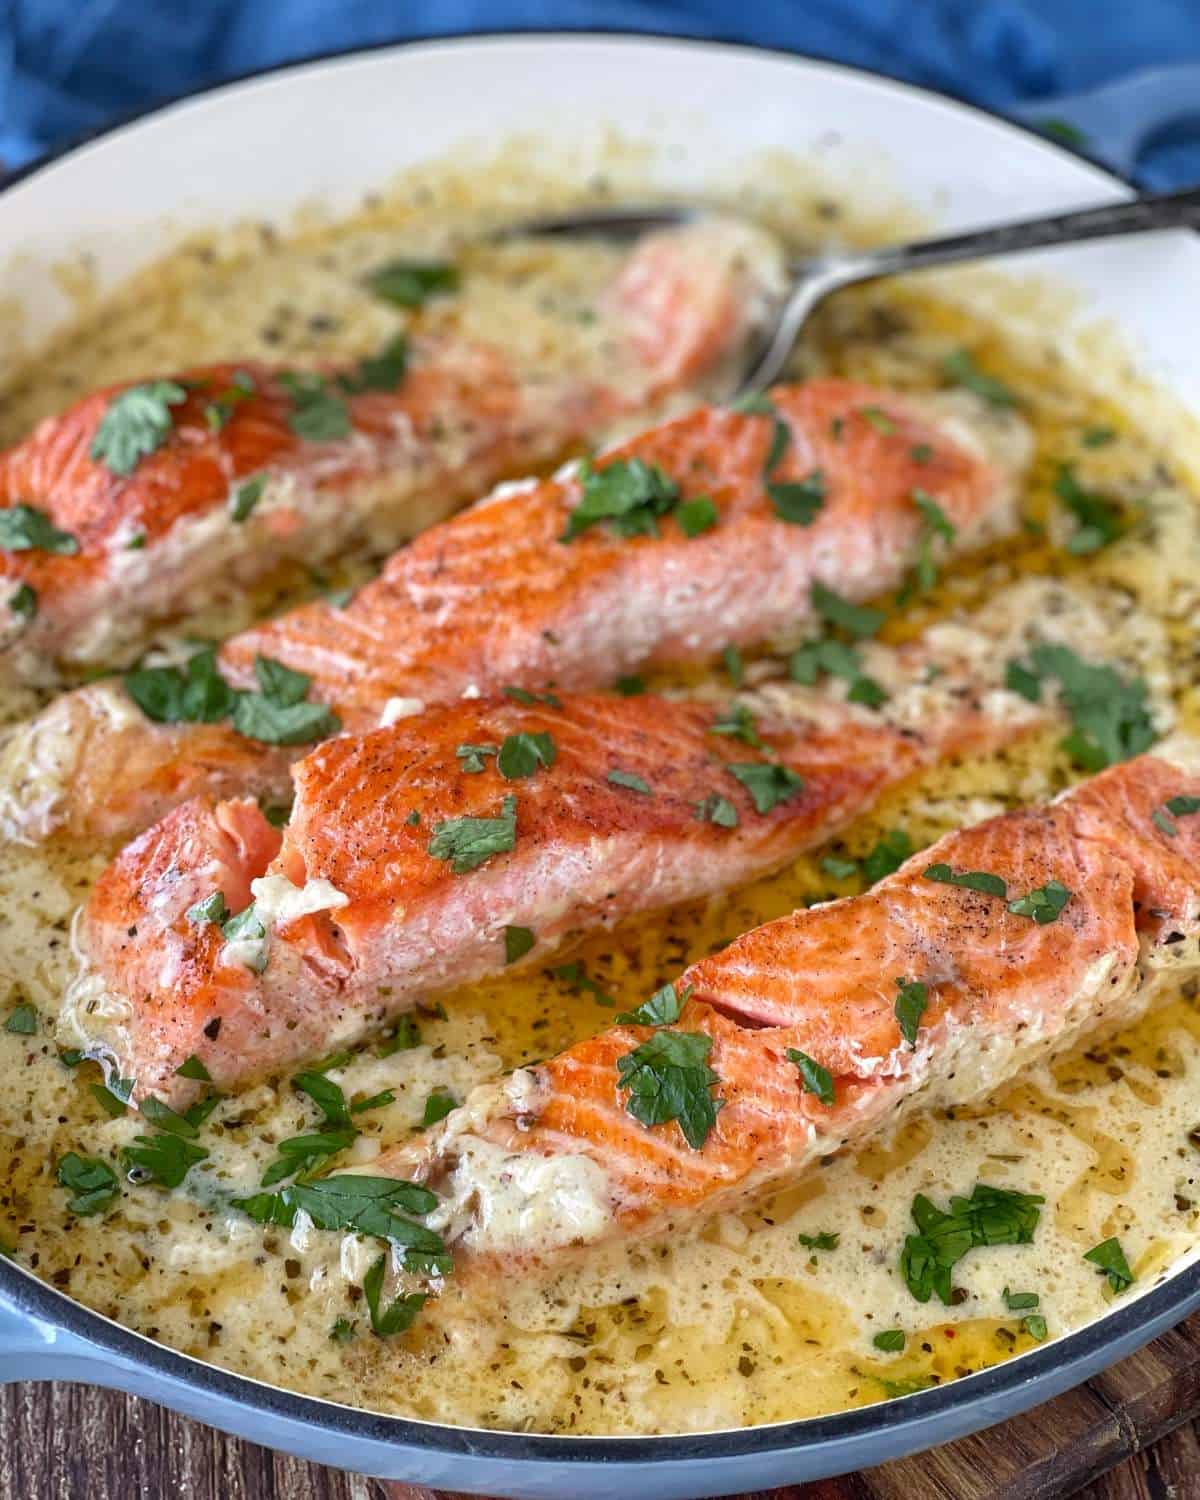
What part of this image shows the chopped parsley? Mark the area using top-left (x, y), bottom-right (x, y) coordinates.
top-left (330, 1317), bottom-right (357, 1343)
top-left (904, 490), bottom-right (956, 596)
top-left (894, 978), bottom-right (929, 1047)
top-left (0, 504), bottom-right (79, 555)
top-left (797, 1230), bottom-right (839, 1251)
top-left (186, 890), bottom-right (229, 927)
top-left (615, 674), bottom-right (645, 696)
top-left (900, 1183), bottom-right (1044, 1304)
top-left (722, 645), bottom-right (744, 686)
top-left (864, 829), bottom-right (912, 884)
top-left (1003, 1287), bottom-right (1040, 1312)
top-left (1023, 1314), bottom-right (1049, 1341)
top-left (279, 370), bottom-right (350, 442)
top-left (923, 863), bottom-right (1008, 899)
top-left (727, 761), bottom-right (805, 815)
top-left (366, 258), bottom-right (460, 308)
top-left (1153, 794), bottom-right (1200, 837)
top-left (607, 768), bottom-right (652, 795)
top-left (616, 981), bottom-right (690, 1027)
top-left (337, 334), bottom-right (409, 394)
top-left (617, 1029), bottom-right (723, 1149)
top-left (1054, 463), bottom-right (1126, 555)
top-left (261, 1128), bottom-right (357, 1187)
top-left (292, 1069), bottom-right (353, 1127)
top-left (139, 1095), bottom-right (203, 1138)
top-left (9, 583), bottom-right (36, 620)
top-left (364, 1254), bottom-right (428, 1338)
top-left (786, 1048), bottom-right (835, 1106)
top-left (90, 381), bottom-right (188, 474)
top-left (231, 474), bottom-right (266, 522)
top-left (122, 1132), bottom-right (208, 1189)
top-left (812, 581), bottom-right (884, 640)
top-left (427, 795), bottom-right (517, 873)
top-left (677, 495), bottom-right (718, 536)
top-left (859, 406), bottom-right (895, 434)
top-left (1007, 879), bottom-right (1072, 924)
top-left (768, 470), bottom-right (826, 526)
top-left (235, 1175), bottom-right (446, 1273)
top-left (873, 1329), bottom-right (906, 1352)
top-left (456, 741), bottom-right (498, 774)
top-left (910, 443), bottom-right (934, 464)
top-left (1084, 1236), bottom-right (1134, 1293)
top-left (709, 703), bottom-right (762, 747)
top-left (789, 636), bottom-right (886, 707)
top-left (941, 349), bottom-right (1016, 409)
top-left (352, 1090), bottom-right (395, 1115)
top-left (552, 961), bottom-right (614, 1007)
top-left (56, 1153), bottom-right (120, 1216)
top-left (820, 854), bottom-right (858, 881)
top-left (503, 685), bottom-right (561, 709)
top-left (561, 458), bottom-right (680, 541)
top-left (378, 1015), bottom-right (421, 1056)
top-left (1004, 643), bottom-right (1154, 770)
top-left (694, 792), bottom-right (739, 828)
top-left (174, 1055), bottom-right (212, 1082)
top-left (421, 1090), bottom-right (457, 1127)
top-left (4, 1002), bottom-right (36, 1035)
top-left (497, 731), bottom-right (555, 780)
top-left (204, 370), bottom-right (256, 430)
top-left (504, 925), bottom-right (535, 965)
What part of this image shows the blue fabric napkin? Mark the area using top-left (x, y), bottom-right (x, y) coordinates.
top-left (2, 0), bottom-right (1200, 184)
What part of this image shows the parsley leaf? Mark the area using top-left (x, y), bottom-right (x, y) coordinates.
top-left (456, 741), bottom-right (498, 774)
top-left (694, 792), bottom-right (739, 828)
top-left (90, 381), bottom-right (188, 474)
top-left (942, 350), bottom-right (1016, 409)
top-left (607, 768), bottom-right (652, 795)
top-left (1007, 879), bottom-right (1072, 924)
top-left (366, 258), bottom-right (460, 308)
top-left (139, 1095), bottom-right (202, 1139)
top-left (923, 863), bottom-right (1008, 898)
top-left (859, 406), bottom-right (896, 434)
top-left (786, 1047), bottom-right (835, 1106)
top-left (503, 685), bottom-right (561, 708)
top-left (230, 475), bottom-right (266, 522)
top-left (9, 584), bottom-right (36, 620)
top-left (561, 458), bottom-right (681, 541)
top-left (261, 1128), bottom-right (358, 1187)
top-left (812, 581), bottom-right (884, 640)
top-left (4, 1002), bottom-right (36, 1035)
top-left (1054, 464), bottom-right (1125, 555)
top-left (616, 981), bottom-right (691, 1027)
top-left (798, 1230), bottom-right (839, 1251)
top-left (727, 762), bottom-right (805, 815)
top-left (905, 490), bottom-right (957, 595)
top-left (900, 1183), bottom-right (1044, 1304)
top-left (722, 644), bottom-right (744, 686)
top-left (421, 1090), bottom-right (457, 1127)
top-left (894, 978), bottom-right (929, 1047)
top-left (279, 371), bottom-right (351, 442)
top-left (175, 1055), bottom-right (212, 1081)
top-left (873, 1329), bottom-right (906, 1352)
top-left (863, 829), bottom-right (912, 884)
top-left (378, 1015), bottom-right (421, 1056)
top-left (0, 504), bottom-right (79, 555)
top-left (497, 731), bottom-right (555, 780)
top-left (678, 495), bottom-right (718, 536)
top-left (1084, 1236), bottom-right (1134, 1293)
top-left (337, 334), bottom-right (409, 394)
top-left (363, 1253), bottom-right (429, 1337)
top-left (1082, 426), bottom-right (1116, 448)
top-left (1154, 794), bottom-right (1200, 837)
top-left (293, 1069), bottom-right (352, 1127)
top-left (617, 1030), bottom-right (723, 1149)
top-left (769, 470), bottom-right (826, 526)
top-left (615, 674), bottom-right (645, 696)
top-left (235, 1175), bottom-right (445, 1268)
top-left (122, 1133), bottom-right (208, 1188)
top-left (56, 1152), bottom-right (120, 1216)
top-left (820, 854), bottom-right (859, 880)
top-left (789, 637), bottom-right (886, 707)
top-left (504, 925), bottom-right (535, 964)
top-left (1023, 643), bottom-right (1155, 770)
top-left (427, 794), bottom-right (517, 873)
top-left (1003, 1287), bottom-right (1040, 1311)
top-left (1023, 1314), bottom-right (1049, 1341)
top-left (709, 703), bottom-right (762, 747)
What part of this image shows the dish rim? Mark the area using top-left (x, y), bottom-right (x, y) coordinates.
top-left (1, 26), bottom-right (1197, 1464)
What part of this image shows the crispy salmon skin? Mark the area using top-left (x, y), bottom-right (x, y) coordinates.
top-left (0, 218), bottom-right (782, 682)
top-left (1, 375), bottom-right (1028, 843)
top-left (376, 742), bottom-right (1200, 1259)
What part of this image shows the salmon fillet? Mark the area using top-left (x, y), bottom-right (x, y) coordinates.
top-left (1, 377), bottom-right (1028, 844)
top-left (61, 573), bottom-right (1088, 1104)
top-left (0, 218), bottom-right (781, 682)
top-left (379, 741), bottom-right (1200, 1260)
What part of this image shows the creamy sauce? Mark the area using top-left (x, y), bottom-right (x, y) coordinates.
top-left (1, 153), bottom-right (1199, 1436)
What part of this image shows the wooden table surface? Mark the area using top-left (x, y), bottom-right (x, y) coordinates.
top-left (3, 1314), bottom-right (1199, 1500)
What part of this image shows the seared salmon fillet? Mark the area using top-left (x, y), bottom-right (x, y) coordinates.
top-left (1, 377), bottom-right (1028, 843)
top-left (61, 574), bottom-right (1088, 1103)
top-left (0, 218), bottom-right (782, 682)
top-left (378, 741), bottom-right (1200, 1259)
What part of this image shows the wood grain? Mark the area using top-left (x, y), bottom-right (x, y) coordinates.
top-left (2, 1317), bottom-right (1199, 1500)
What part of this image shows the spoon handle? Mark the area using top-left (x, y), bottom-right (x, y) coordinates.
top-left (841, 186), bottom-right (1200, 282)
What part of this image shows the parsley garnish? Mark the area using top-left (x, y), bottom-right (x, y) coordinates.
top-left (498, 731), bottom-right (555, 779)
top-left (330, 1317), bottom-right (357, 1343)
top-left (456, 741), bottom-right (498, 774)
top-left (0, 504), bottom-right (79, 555)
top-left (617, 1030), bottom-right (723, 1149)
top-left (1003, 1287), bottom-right (1040, 1311)
top-left (293, 1069), bottom-right (352, 1127)
top-left (1084, 1236), bottom-right (1134, 1293)
top-left (786, 1048), bottom-right (835, 1106)
top-left (789, 637), bottom-right (886, 707)
top-left (608, 768), bottom-right (652, 795)
top-left (904, 490), bottom-right (956, 595)
top-left (552, 961), bottom-right (615, 1007)
top-left (678, 495), bottom-right (718, 536)
top-left (56, 1153), bottom-right (120, 1216)
top-left (616, 981), bottom-right (690, 1027)
top-left (722, 644), bottom-right (744, 686)
top-left (504, 925), bottom-right (535, 964)
top-left (1081, 426), bottom-right (1116, 448)
top-left (923, 863), bottom-right (1008, 898)
top-left (1153, 794), bottom-right (1200, 837)
top-left (234, 1175), bottom-right (446, 1270)
top-left (1007, 879), bottom-right (1072, 924)
top-left (727, 762), bottom-right (805, 815)
top-left (204, 370), bottom-right (256, 430)
top-left (337, 334), bottom-right (409, 394)
top-left (812, 581), bottom-right (884, 639)
top-left (561, 458), bottom-right (681, 541)
top-left (769, 470), bottom-right (826, 526)
top-left (894, 978), bottom-right (929, 1047)
top-left (366, 258), bottom-right (460, 308)
top-left (139, 1095), bottom-right (203, 1138)
top-left (378, 1015), bottom-right (421, 1056)
top-left (174, 1055), bottom-right (212, 1082)
top-left (279, 371), bottom-right (350, 442)
top-left (1023, 1314), bottom-right (1048, 1341)
top-left (942, 350), bottom-right (1016, 408)
top-left (90, 381), bottom-right (188, 474)
top-left (231, 474), bottom-right (266, 522)
top-left (864, 829), bottom-right (912, 884)
top-left (1005, 644), bottom-right (1154, 770)
top-left (900, 1183), bottom-right (1044, 1304)
top-left (421, 1090), bottom-right (458, 1127)
top-left (427, 794), bottom-right (517, 873)
top-left (798, 1230), bottom-right (839, 1251)
top-left (122, 1132), bottom-right (208, 1188)
top-left (1054, 463), bottom-right (1125, 555)
top-left (9, 584), bottom-right (36, 620)
top-left (4, 1002), bottom-right (36, 1035)
top-left (709, 703), bottom-right (762, 747)
top-left (187, 890), bottom-right (229, 927)
top-left (873, 1329), bottom-right (905, 1352)
top-left (503, 685), bottom-right (561, 708)
top-left (363, 1254), bottom-right (429, 1338)
top-left (352, 1090), bottom-right (394, 1115)
top-left (615, 674), bottom-right (645, 696)
top-left (694, 792), bottom-right (739, 828)
top-left (820, 854), bottom-right (858, 880)
top-left (261, 1129), bottom-right (357, 1187)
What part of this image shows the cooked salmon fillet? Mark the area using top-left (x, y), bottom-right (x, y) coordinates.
top-left (379, 741), bottom-right (1200, 1260)
top-left (0, 218), bottom-right (781, 683)
top-left (62, 576), bottom-right (1086, 1103)
top-left (1, 377), bottom-right (1028, 844)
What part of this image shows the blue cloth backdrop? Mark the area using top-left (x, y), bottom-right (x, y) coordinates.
top-left (2, 0), bottom-right (1200, 184)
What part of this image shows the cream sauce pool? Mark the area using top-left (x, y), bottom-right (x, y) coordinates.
top-left (1, 154), bottom-right (1199, 1435)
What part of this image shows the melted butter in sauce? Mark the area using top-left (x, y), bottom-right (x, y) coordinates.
top-left (1, 164), bottom-right (1199, 1435)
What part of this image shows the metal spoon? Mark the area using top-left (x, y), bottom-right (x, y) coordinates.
top-left (500, 188), bottom-right (1200, 394)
